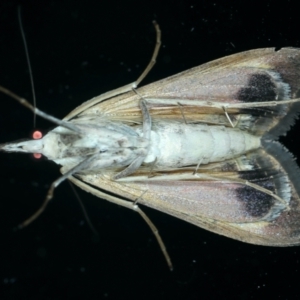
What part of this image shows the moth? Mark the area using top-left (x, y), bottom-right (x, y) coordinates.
top-left (1, 22), bottom-right (300, 269)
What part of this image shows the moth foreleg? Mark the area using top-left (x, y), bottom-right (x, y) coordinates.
top-left (114, 100), bottom-right (152, 180)
top-left (114, 154), bottom-right (148, 180)
top-left (68, 175), bottom-right (173, 270)
top-left (19, 153), bottom-right (100, 228)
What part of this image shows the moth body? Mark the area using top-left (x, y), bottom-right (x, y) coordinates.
top-left (4, 115), bottom-right (261, 174)
top-left (2, 29), bottom-right (300, 268)
top-left (141, 121), bottom-right (261, 167)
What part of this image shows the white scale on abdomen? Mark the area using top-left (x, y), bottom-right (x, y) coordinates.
top-left (138, 121), bottom-right (261, 167)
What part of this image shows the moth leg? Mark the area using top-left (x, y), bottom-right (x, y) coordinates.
top-left (18, 153), bottom-right (100, 228)
top-left (140, 99), bottom-right (152, 139)
top-left (243, 179), bottom-right (289, 208)
top-left (222, 106), bottom-right (235, 127)
top-left (222, 98), bottom-right (300, 109)
top-left (68, 175), bottom-right (173, 270)
top-left (147, 157), bottom-right (158, 178)
top-left (68, 181), bottom-right (99, 236)
top-left (132, 21), bottom-right (161, 88)
top-left (177, 102), bottom-right (188, 124)
top-left (193, 158), bottom-right (203, 175)
top-left (133, 189), bottom-right (148, 205)
top-left (135, 204), bottom-right (173, 270)
top-left (63, 22), bottom-right (161, 119)
top-left (114, 155), bottom-right (147, 180)
top-left (194, 173), bottom-right (289, 209)
top-left (114, 100), bottom-right (152, 180)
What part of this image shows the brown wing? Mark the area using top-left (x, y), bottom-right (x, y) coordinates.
top-left (71, 139), bottom-right (300, 246)
top-left (65, 47), bottom-right (300, 245)
top-left (66, 48), bottom-right (300, 138)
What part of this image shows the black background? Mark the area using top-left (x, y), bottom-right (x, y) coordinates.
top-left (1, 0), bottom-right (300, 299)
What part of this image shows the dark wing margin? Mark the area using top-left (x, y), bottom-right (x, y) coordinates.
top-left (234, 47), bottom-right (300, 138)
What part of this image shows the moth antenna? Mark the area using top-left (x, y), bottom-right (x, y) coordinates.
top-left (68, 181), bottom-right (99, 237)
top-left (131, 21), bottom-right (161, 89)
top-left (18, 152), bottom-right (100, 228)
top-left (18, 6), bottom-right (37, 128)
top-left (0, 86), bottom-right (81, 134)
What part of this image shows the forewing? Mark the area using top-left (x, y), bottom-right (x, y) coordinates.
top-left (66, 48), bottom-right (300, 137)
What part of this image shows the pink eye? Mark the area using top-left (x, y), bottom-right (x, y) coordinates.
top-left (32, 130), bottom-right (43, 140)
top-left (32, 130), bottom-right (43, 159)
top-left (33, 153), bottom-right (42, 159)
